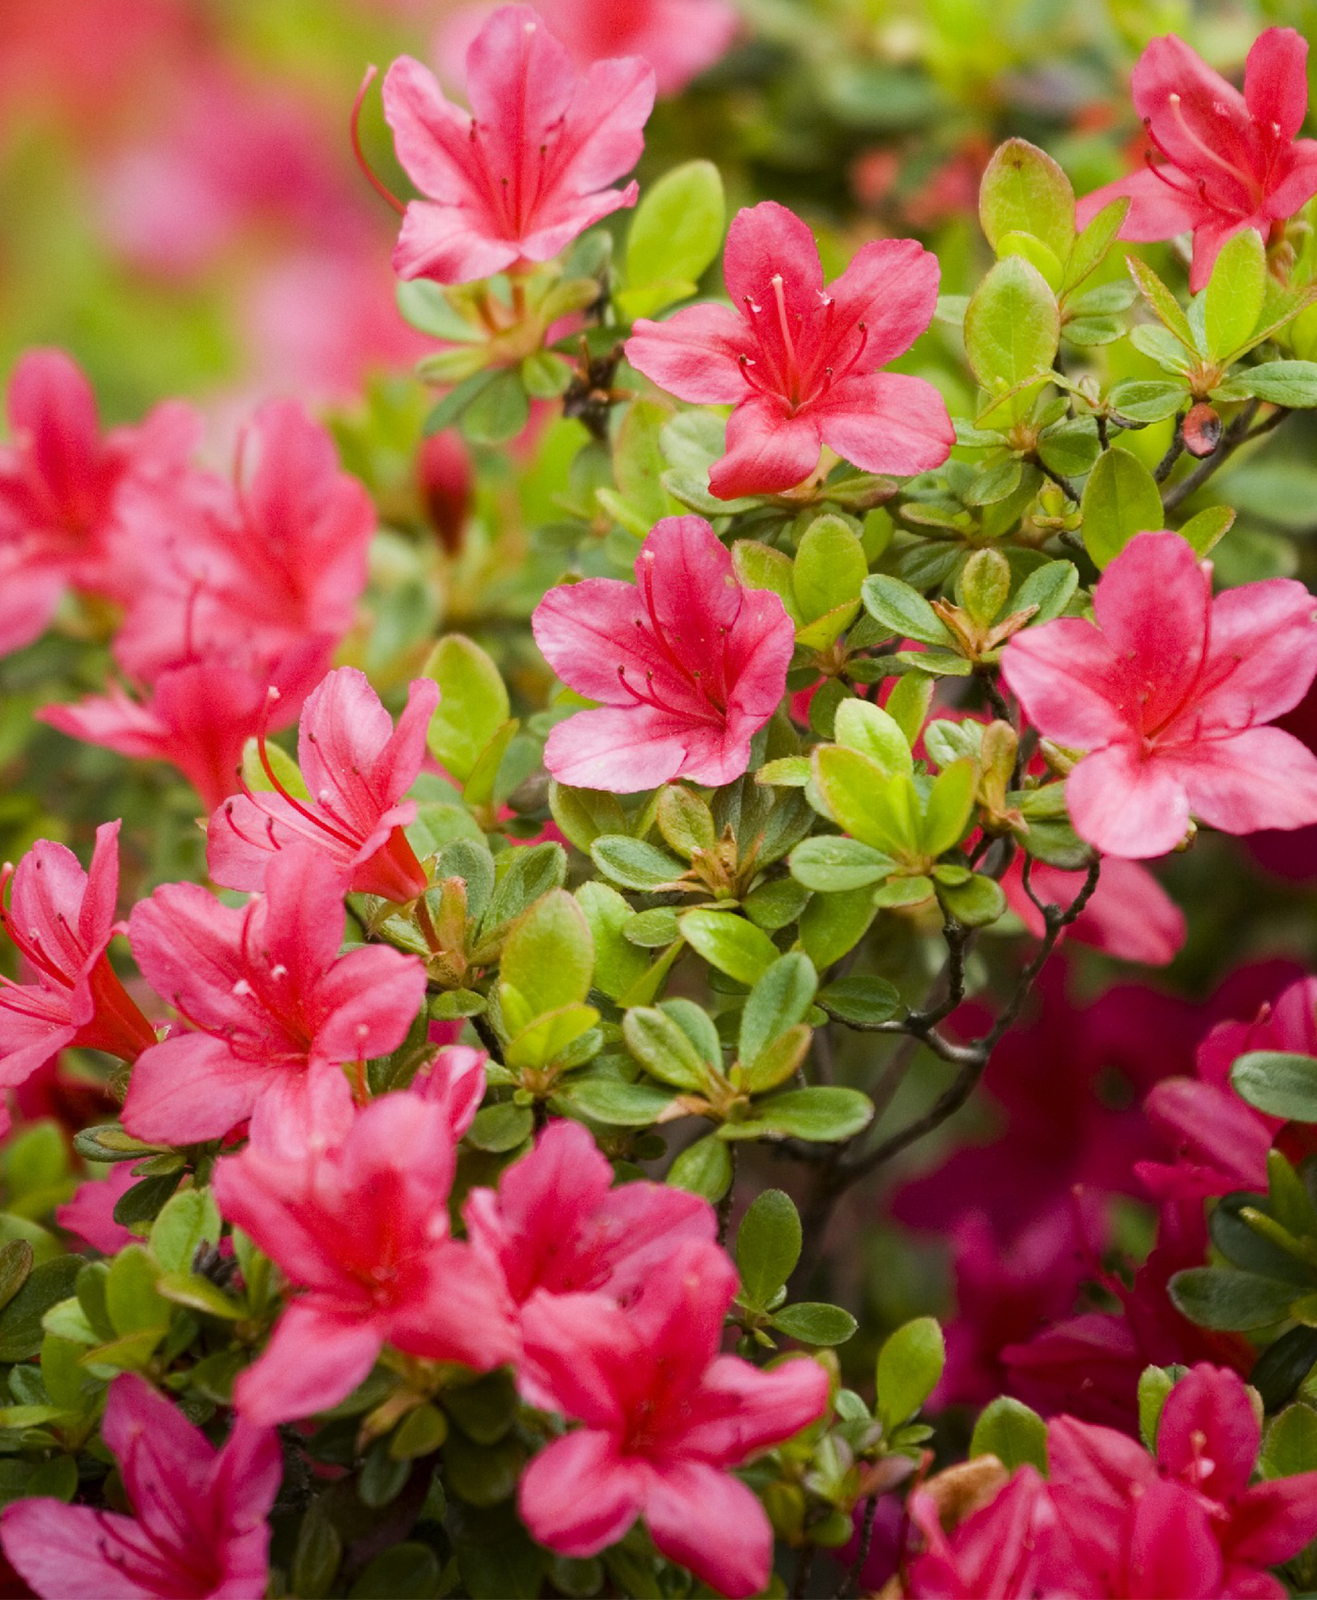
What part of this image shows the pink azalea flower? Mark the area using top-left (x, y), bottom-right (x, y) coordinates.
top-left (435, 0), bottom-right (737, 98)
top-left (112, 400), bottom-right (374, 690)
top-left (0, 820), bottom-right (156, 1086)
top-left (1001, 531), bottom-right (1317, 860)
top-left (1137, 973), bottom-right (1317, 1201)
top-left (465, 1117), bottom-right (715, 1315)
top-left (207, 666), bottom-right (439, 903)
top-left (532, 515), bottom-right (795, 790)
top-left (55, 1162), bottom-right (139, 1254)
top-left (1046, 1363), bottom-right (1317, 1596)
top-left (517, 1237), bottom-right (829, 1598)
top-left (121, 844), bottom-right (426, 1149)
top-left (906, 1465), bottom-right (1057, 1599)
top-left (1077, 28), bottom-right (1317, 292)
top-left (213, 1090), bottom-right (518, 1425)
top-left (625, 201), bottom-right (952, 499)
top-left (1001, 855), bottom-right (1185, 966)
top-left (0, 1372), bottom-right (280, 1600)
top-left (0, 348), bottom-right (197, 653)
top-left (413, 1043), bottom-right (488, 1138)
top-left (381, 4), bottom-right (655, 285)
top-left (42, 658), bottom-right (280, 814)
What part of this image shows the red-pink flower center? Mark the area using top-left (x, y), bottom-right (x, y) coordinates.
top-left (737, 277), bottom-right (870, 414)
top-left (613, 551), bottom-right (735, 728)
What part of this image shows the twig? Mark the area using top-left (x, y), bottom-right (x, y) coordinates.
top-left (1161, 400), bottom-right (1288, 513)
top-left (1036, 461), bottom-right (1079, 502)
top-left (836, 1495), bottom-right (880, 1600)
top-left (716, 1144), bottom-right (738, 1246)
top-left (1153, 415), bottom-right (1186, 483)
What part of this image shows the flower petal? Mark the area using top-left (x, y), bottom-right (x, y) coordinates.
top-left (625, 303), bottom-right (752, 404)
top-left (517, 1431), bottom-right (643, 1557)
top-left (815, 371), bottom-right (953, 477)
top-left (1065, 742), bottom-right (1192, 860)
top-left (708, 395), bottom-right (820, 499)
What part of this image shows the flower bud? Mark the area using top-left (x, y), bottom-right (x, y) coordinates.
top-left (1183, 402), bottom-right (1222, 458)
top-left (418, 431), bottom-right (474, 556)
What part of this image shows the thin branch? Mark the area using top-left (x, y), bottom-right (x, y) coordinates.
top-left (1161, 399), bottom-right (1284, 514)
top-left (1036, 460), bottom-right (1080, 502)
top-left (1153, 414), bottom-right (1186, 483)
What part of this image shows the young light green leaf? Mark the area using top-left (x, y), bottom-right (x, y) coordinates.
top-left (833, 699), bottom-right (913, 778)
top-left (678, 910), bottom-right (779, 985)
top-left (877, 1316), bottom-right (946, 1433)
top-left (736, 1190), bottom-right (802, 1308)
top-left (794, 515), bottom-right (868, 622)
top-left (740, 954), bottom-right (818, 1067)
top-left (979, 138), bottom-right (1075, 261)
top-left (964, 257), bottom-right (1061, 399)
top-left (1080, 446), bottom-right (1164, 568)
top-left (621, 160), bottom-right (725, 319)
top-left (423, 635), bottom-right (510, 783)
top-left (1204, 229), bottom-right (1266, 361)
top-left (500, 890), bottom-right (594, 1020)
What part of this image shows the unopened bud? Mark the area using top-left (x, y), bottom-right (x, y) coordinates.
top-left (1183, 402), bottom-right (1222, 458)
top-left (418, 431), bottom-right (474, 556)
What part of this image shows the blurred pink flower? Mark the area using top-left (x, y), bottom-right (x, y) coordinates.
top-left (1002, 531), bottom-right (1317, 859)
top-left (413, 1043), bottom-right (488, 1138)
top-left (214, 1091), bottom-right (518, 1425)
top-left (1078, 28), bottom-right (1317, 291)
top-left (533, 515), bottom-right (794, 790)
top-left (382, 5), bottom-right (655, 284)
top-left (0, 1373), bottom-right (280, 1600)
top-left (55, 1162), bottom-right (138, 1255)
top-left (626, 201), bottom-right (952, 498)
top-left (907, 1465), bottom-right (1056, 1599)
top-left (1001, 855), bottom-right (1185, 966)
top-left (518, 1238), bottom-right (828, 1597)
top-left (436, 0), bottom-right (737, 98)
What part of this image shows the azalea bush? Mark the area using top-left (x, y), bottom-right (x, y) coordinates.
top-left (6, 1), bottom-right (1317, 1597)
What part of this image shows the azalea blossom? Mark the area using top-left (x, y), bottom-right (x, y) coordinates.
top-left (414, 1042), bottom-right (488, 1138)
top-left (55, 1163), bottom-right (139, 1254)
top-left (434, 0), bottom-right (737, 98)
top-left (465, 1118), bottom-right (715, 1348)
top-left (0, 820), bottom-right (155, 1085)
top-left (517, 1237), bottom-right (829, 1597)
top-left (625, 200), bottom-right (952, 498)
top-left (381, 5), bottom-right (655, 285)
top-left (1077, 28), bottom-right (1317, 291)
top-left (1001, 531), bottom-right (1317, 859)
top-left (122, 844), bottom-right (426, 1148)
top-left (0, 348), bottom-right (197, 655)
top-left (1137, 972), bottom-right (1317, 1201)
top-left (0, 1373), bottom-right (280, 1600)
top-left (532, 515), bottom-right (795, 790)
top-left (207, 666), bottom-right (438, 902)
top-left (1047, 1363), bottom-right (1317, 1596)
top-left (906, 1465), bottom-right (1057, 1599)
top-left (213, 1090), bottom-right (518, 1424)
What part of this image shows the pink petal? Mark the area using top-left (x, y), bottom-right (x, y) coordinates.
top-left (0, 552), bottom-right (65, 656)
top-left (1133, 35), bottom-right (1250, 173)
top-left (102, 1374), bottom-right (213, 1541)
top-left (128, 881), bottom-right (248, 1027)
top-left (825, 236), bottom-right (941, 366)
top-left (1229, 1471), bottom-right (1317, 1564)
top-left (815, 371), bottom-right (954, 477)
top-left (1000, 618), bottom-right (1128, 750)
top-left (313, 944), bottom-right (427, 1064)
top-left (542, 703), bottom-right (690, 790)
top-left (1047, 1413), bottom-right (1157, 1509)
top-left (1199, 577), bottom-right (1317, 731)
top-left (122, 1030), bottom-right (268, 1145)
top-left (387, 1238), bottom-right (520, 1370)
top-left (1, 1500), bottom-right (158, 1600)
top-left (1075, 166), bottom-right (1207, 239)
top-left (1127, 1478), bottom-right (1223, 1599)
top-left (709, 395), bottom-right (821, 499)
top-left (392, 200), bottom-right (524, 283)
top-left (1141, 1078), bottom-right (1272, 1196)
top-left (463, 5), bottom-right (577, 183)
top-left (518, 1430), bottom-right (643, 1557)
top-left (1092, 532), bottom-right (1210, 731)
top-left (1189, 216), bottom-right (1253, 293)
top-left (55, 1165), bottom-right (138, 1254)
top-left (1245, 28), bottom-right (1309, 143)
top-left (640, 514), bottom-right (740, 635)
top-left (531, 575), bottom-right (651, 702)
top-left (1175, 726), bottom-right (1317, 837)
top-left (1264, 141), bottom-right (1317, 221)
top-left (642, 1460), bottom-right (774, 1599)
top-left (1065, 742), bottom-right (1192, 859)
top-left (549, 55), bottom-right (655, 196)
top-left (722, 202), bottom-right (824, 324)
top-left (382, 55), bottom-right (487, 207)
top-left (519, 1291), bottom-right (637, 1427)
top-left (678, 1354), bottom-right (829, 1463)
top-left (1157, 1364), bottom-right (1258, 1500)
top-left (6, 349), bottom-right (103, 515)
top-left (625, 302), bottom-right (751, 405)
top-left (517, 183), bottom-right (640, 265)
top-left (234, 1301), bottom-right (383, 1425)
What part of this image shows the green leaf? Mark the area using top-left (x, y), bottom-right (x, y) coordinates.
top-left (789, 836), bottom-right (891, 893)
top-left (798, 885), bottom-right (877, 968)
top-left (742, 1025), bottom-right (811, 1092)
top-left (1261, 1403), bottom-right (1317, 1478)
top-left (678, 910), bottom-right (779, 985)
top-left (1107, 379), bottom-right (1187, 423)
top-left (812, 747), bottom-right (913, 857)
top-left (733, 541), bottom-right (801, 624)
top-left (156, 1272), bottom-right (243, 1320)
top-left (656, 786), bottom-right (716, 858)
top-left (1204, 229), bottom-right (1267, 360)
top-left (818, 975), bottom-right (901, 1025)
top-left (349, 1543), bottom-right (442, 1600)
top-left (555, 1077), bottom-right (678, 1127)
top-left (1125, 254), bottom-right (1196, 351)
top-left (291, 1502), bottom-right (344, 1599)
top-left (922, 760), bottom-right (977, 857)
top-left (885, 673), bottom-right (934, 747)
top-left (771, 1303), bottom-right (858, 1345)
top-left (1012, 559), bottom-right (1078, 624)
top-left (936, 872), bottom-right (1007, 927)
top-left (723, 1086), bottom-right (873, 1142)
top-left (500, 889), bottom-right (594, 1020)
top-left (1231, 1051), bottom-right (1317, 1122)
top-left (833, 700), bottom-right (913, 778)
top-left (1080, 446), bottom-right (1164, 568)
top-left (737, 1189), bottom-right (803, 1307)
top-left (610, 399), bottom-right (682, 529)
top-left (995, 233), bottom-right (1063, 293)
top-left (467, 1104), bottom-right (535, 1154)
top-left (1169, 1267), bottom-right (1297, 1330)
top-left (740, 955), bottom-right (817, 1068)
top-left (979, 138), bottom-right (1075, 262)
top-left (1232, 360), bottom-right (1317, 408)
top-left (461, 368), bottom-right (531, 446)
top-left (666, 1135), bottom-right (733, 1200)
top-left (590, 835), bottom-right (686, 891)
top-left (1178, 504), bottom-right (1235, 556)
top-left (424, 370), bottom-right (498, 436)
top-left (623, 1007), bottom-right (713, 1092)
top-left (149, 1187), bottom-right (221, 1276)
top-left (621, 161), bottom-right (725, 319)
top-left (877, 1316), bottom-right (945, 1432)
top-left (105, 1245), bottom-right (167, 1337)
top-left (0, 1240), bottom-right (34, 1316)
top-left (548, 784), bottom-right (629, 853)
top-left (969, 1396), bottom-right (1048, 1472)
top-left (0, 1258), bottom-right (82, 1363)
top-left (794, 515), bottom-right (868, 621)
top-left (1138, 1366), bottom-right (1176, 1450)
top-left (1063, 197), bottom-right (1130, 294)
top-left (964, 257), bottom-right (1060, 404)
top-left (423, 635), bottom-right (510, 784)
top-left (575, 882), bottom-right (648, 1001)
top-left (861, 575), bottom-right (952, 646)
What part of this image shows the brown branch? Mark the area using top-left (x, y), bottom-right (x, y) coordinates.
top-left (1160, 399), bottom-right (1288, 514)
